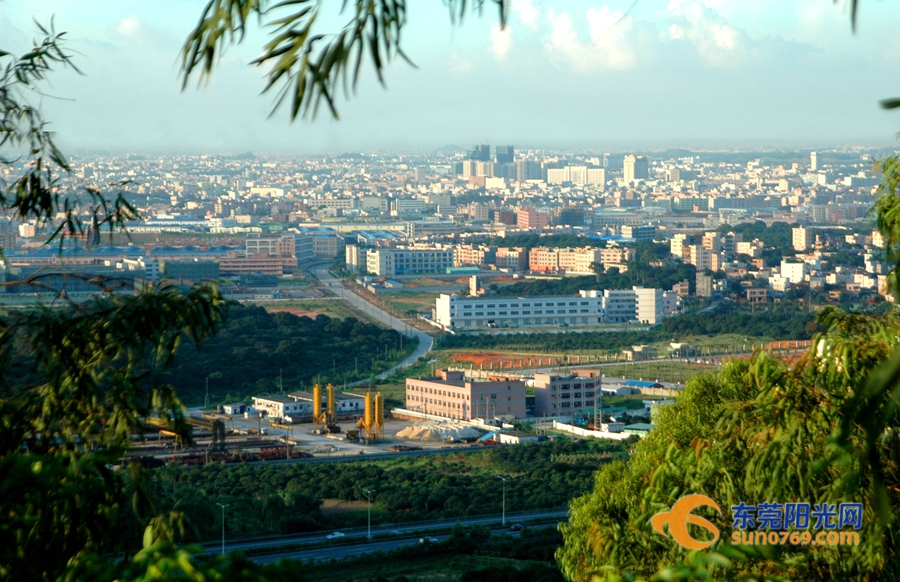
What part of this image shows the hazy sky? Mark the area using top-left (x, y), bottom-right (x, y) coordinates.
top-left (2, 0), bottom-right (900, 153)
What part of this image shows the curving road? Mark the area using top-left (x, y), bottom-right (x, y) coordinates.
top-left (311, 265), bottom-right (434, 380)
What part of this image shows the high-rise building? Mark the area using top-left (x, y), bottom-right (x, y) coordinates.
top-left (810, 152), bottom-right (818, 171)
top-left (623, 155), bottom-right (649, 182)
top-left (696, 273), bottom-right (713, 298)
top-left (515, 160), bottom-right (542, 182)
top-left (495, 145), bottom-right (514, 164)
top-left (586, 168), bottom-right (606, 188)
top-left (792, 226), bottom-right (812, 252)
top-left (468, 144), bottom-right (491, 161)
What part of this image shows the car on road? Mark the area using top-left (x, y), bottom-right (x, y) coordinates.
top-left (418, 537), bottom-right (438, 544)
top-left (509, 524), bottom-right (524, 532)
top-left (388, 530), bottom-right (402, 536)
top-left (326, 532), bottom-right (346, 540)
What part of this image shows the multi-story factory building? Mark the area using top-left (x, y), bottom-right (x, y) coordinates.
top-left (434, 287), bottom-right (665, 329)
top-left (405, 369), bottom-right (526, 420)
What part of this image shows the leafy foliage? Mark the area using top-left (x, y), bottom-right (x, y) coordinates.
top-left (181, 0), bottom-right (508, 121)
top-left (557, 307), bottom-right (900, 581)
top-left (160, 303), bottom-right (414, 405)
top-left (150, 439), bottom-right (631, 540)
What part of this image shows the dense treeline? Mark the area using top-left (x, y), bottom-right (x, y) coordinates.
top-left (660, 309), bottom-right (820, 338)
top-left (160, 304), bottom-right (415, 405)
top-left (149, 439), bottom-right (632, 541)
top-left (438, 308), bottom-right (816, 351)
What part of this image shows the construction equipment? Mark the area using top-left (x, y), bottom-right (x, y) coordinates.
top-left (158, 430), bottom-right (184, 451)
top-left (356, 392), bottom-right (383, 442)
top-left (312, 383), bottom-right (338, 430)
top-left (270, 423), bottom-right (295, 459)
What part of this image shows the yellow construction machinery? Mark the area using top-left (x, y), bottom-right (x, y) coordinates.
top-left (356, 392), bottom-right (384, 441)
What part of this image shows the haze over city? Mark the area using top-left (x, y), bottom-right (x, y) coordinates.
top-left (3, 0), bottom-right (900, 152)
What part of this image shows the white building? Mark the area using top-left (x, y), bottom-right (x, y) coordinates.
top-left (251, 395), bottom-right (304, 419)
top-left (434, 287), bottom-right (665, 330)
top-left (366, 246), bottom-right (454, 276)
top-left (780, 260), bottom-right (807, 284)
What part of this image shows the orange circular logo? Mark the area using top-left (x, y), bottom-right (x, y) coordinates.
top-left (651, 494), bottom-right (722, 550)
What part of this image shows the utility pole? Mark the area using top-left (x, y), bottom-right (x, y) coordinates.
top-left (216, 503), bottom-right (230, 556)
top-left (363, 488), bottom-right (376, 540)
top-left (498, 476), bottom-right (510, 526)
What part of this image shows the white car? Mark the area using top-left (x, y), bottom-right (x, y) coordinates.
top-left (418, 537), bottom-right (438, 544)
top-left (326, 532), bottom-right (346, 540)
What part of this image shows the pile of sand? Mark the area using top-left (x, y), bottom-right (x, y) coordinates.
top-left (396, 421), bottom-right (485, 442)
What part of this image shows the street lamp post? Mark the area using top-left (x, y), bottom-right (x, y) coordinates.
top-left (216, 503), bottom-right (230, 556)
top-left (363, 488), bottom-right (376, 540)
top-left (498, 476), bottom-right (510, 526)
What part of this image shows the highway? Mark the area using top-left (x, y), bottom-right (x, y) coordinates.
top-left (202, 507), bottom-right (568, 563)
top-left (311, 265), bottom-right (434, 379)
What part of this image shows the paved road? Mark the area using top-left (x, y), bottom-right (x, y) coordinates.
top-left (206, 507), bottom-right (567, 558)
top-left (205, 509), bottom-right (568, 564)
top-left (311, 266), bottom-right (434, 380)
top-left (252, 527), bottom-right (522, 564)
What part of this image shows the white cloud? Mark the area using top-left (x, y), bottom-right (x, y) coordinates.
top-left (543, 7), bottom-right (657, 72)
top-left (666, 0), bottom-right (749, 65)
top-left (512, 0), bottom-right (541, 30)
top-left (115, 15), bottom-right (144, 40)
top-left (490, 23), bottom-right (513, 61)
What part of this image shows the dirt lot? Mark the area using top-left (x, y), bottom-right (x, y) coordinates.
top-left (451, 351), bottom-right (565, 369)
top-left (267, 306), bottom-right (323, 318)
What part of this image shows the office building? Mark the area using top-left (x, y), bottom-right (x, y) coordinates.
top-left (621, 225), bottom-right (656, 241)
top-left (533, 372), bottom-right (600, 417)
top-left (623, 155), bottom-right (650, 182)
top-left (495, 145), bottom-right (514, 165)
top-left (406, 369), bottom-right (526, 420)
top-left (366, 245), bottom-right (454, 276)
top-left (468, 144), bottom-right (491, 162)
top-left (810, 152), bottom-right (818, 171)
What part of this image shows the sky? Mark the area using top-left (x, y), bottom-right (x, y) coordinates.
top-left (2, 0), bottom-right (900, 154)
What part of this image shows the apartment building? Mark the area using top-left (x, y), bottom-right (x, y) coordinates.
top-left (689, 245), bottom-right (712, 270)
top-left (454, 244), bottom-right (497, 268)
top-left (529, 247), bottom-right (561, 272)
top-left (495, 247), bottom-right (527, 271)
top-left (533, 372), bottom-right (600, 417)
top-left (517, 207), bottom-right (549, 229)
top-left (528, 247), bottom-right (627, 275)
top-left (434, 287), bottom-right (664, 329)
top-left (365, 245), bottom-right (454, 276)
top-left (405, 369), bottom-right (526, 420)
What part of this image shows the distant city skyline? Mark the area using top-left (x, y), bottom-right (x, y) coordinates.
top-left (3, 1), bottom-right (900, 153)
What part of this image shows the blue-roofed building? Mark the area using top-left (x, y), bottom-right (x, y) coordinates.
top-left (621, 380), bottom-right (664, 390)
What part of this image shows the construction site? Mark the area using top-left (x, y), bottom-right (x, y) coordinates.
top-left (128, 383), bottom-right (500, 467)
